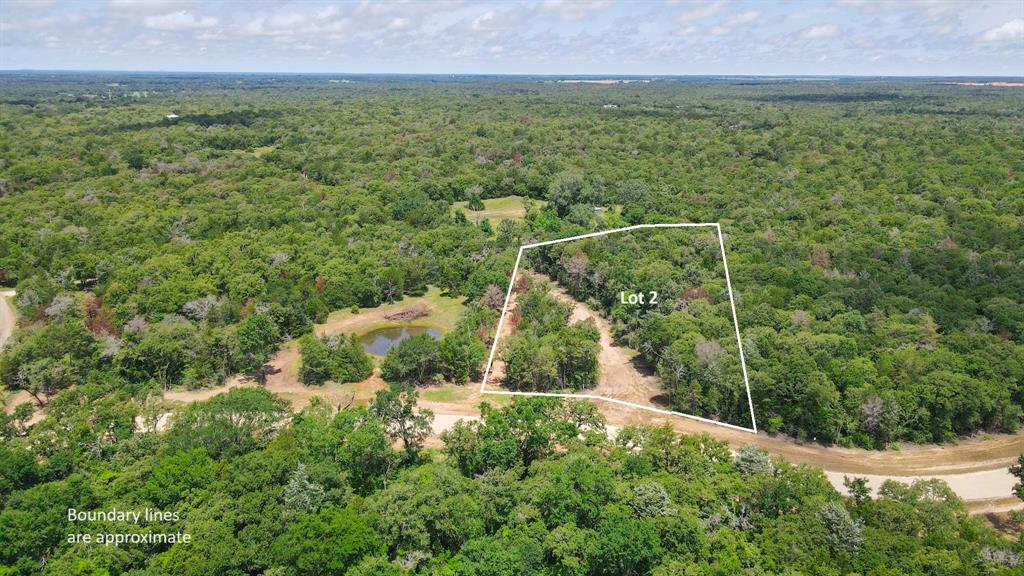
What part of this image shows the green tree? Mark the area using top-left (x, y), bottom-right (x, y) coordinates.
top-left (371, 383), bottom-right (434, 461)
top-left (467, 189), bottom-right (485, 224)
top-left (326, 333), bottom-right (373, 383)
top-left (547, 172), bottom-right (586, 217)
top-left (117, 319), bottom-right (202, 389)
top-left (589, 506), bottom-right (664, 576)
top-left (272, 506), bottom-right (383, 576)
top-left (381, 334), bottom-right (440, 386)
top-left (734, 444), bottom-right (773, 476)
top-left (168, 387), bottom-right (288, 458)
top-left (141, 448), bottom-right (215, 508)
top-left (0, 445), bottom-right (40, 503)
top-left (1010, 454), bottom-right (1024, 501)
top-left (442, 397), bottom-right (579, 476)
top-left (818, 501), bottom-right (864, 556)
top-left (0, 320), bottom-right (98, 404)
top-left (283, 463), bottom-right (326, 517)
top-left (235, 313), bottom-right (280, 372)
top-left (438, 329), bottom-right (487, 383)
top-left (299, 334), bottom-right (331, 385)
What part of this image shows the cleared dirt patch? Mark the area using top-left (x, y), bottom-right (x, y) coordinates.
top-left (318, 286), bottom-right (464, 337)
top-left (547, 276), bottom-right (665, 407)
top-left (0, 289), bottom-right (16, 351)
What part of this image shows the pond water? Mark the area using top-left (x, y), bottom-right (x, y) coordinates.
top-left (359, 325), bottom-right (441, 356)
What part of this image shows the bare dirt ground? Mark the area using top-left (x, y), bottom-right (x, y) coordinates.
top-left (550, 279), bottom-right (664, 406)
top-left (0, 290), bottom-right (37, 419)
top-left (0, 290), bottom-right (15, 351)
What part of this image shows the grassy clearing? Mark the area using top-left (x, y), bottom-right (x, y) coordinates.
top-left (319, 286), bottom-right (466, 338)
top-left (421, 386), bottom-right (468, 403)
top-left (332, 376), bottom-right (388, 405)
top-left (452, 195), bottom-right (546, 223)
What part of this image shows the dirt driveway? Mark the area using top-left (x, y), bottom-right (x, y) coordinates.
top-left (0, 290), bottom-right (15, 350)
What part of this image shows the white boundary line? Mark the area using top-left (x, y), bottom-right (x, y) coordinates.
top-left (480, 223), bottom-right (758, 434)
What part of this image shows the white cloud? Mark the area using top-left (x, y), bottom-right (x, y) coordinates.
top-left (471, 10), bottom-right (499, 32)
top-left (675, 1), bottom-right (724, 23)
top-left (468, 9), bottom-right (525, 33)
top-left (799, 24), bottom-right (840, 40)
top-left (241, 7), bottom-right (350, 40)
top-left (704, 9), bottom-right (760, 36)
top-left (0, 16), bottom-right (53, 31)
top-left (1, 0), bottom-right (1021, 75)
top-left (108, 0), bottom-right (191, 16)
top-left (143, 10), bottom-right (217, 31)
top-left (539, 0), bottom-right (610, 21)
top-left (6, 0), bottom-right (56, 8)
top-left (726, 10), bottom-right (760, 27)
top-left (388, 17), bottom-right (413, 31)
top-left (979, 18), bottom-right (1023, 43)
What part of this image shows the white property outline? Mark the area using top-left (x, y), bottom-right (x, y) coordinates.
top-left (480, 223), bottom-right (758, 434)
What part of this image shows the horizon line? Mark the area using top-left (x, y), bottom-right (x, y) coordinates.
top-left (1, 69), bottom-right (1022, 80)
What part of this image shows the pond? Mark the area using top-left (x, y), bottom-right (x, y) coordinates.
top-left (359, 325), bottom-right (441, 356)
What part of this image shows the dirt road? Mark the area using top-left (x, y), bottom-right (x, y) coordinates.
top-left (549, 278), bottom-right (663, 406)
top-left (485, 273), bottom-right (1024, 512)
top-left (0, 290), bottom-right (15, 350)
top-left (0, 290), bottom-right (32, 416)
top-left (3, 276), bottom-right (1018, 511)
top-left (153, 283), bottom-right (1023, 513)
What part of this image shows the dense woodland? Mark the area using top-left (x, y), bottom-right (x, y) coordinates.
top-left (4, 387), bottom-right (1019, 575)
top-left (0, 73), bottom-right (1023, 572)
top-left (2, 73), bottom-right (1019, 445)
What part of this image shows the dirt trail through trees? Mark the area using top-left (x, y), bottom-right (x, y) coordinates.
top-left (0, 290), bottom-right (15, 350)
top-left (511, 273), bottom-right (1023, 511)
top-left (553, 281), bottom-right (663, 405)
top-left (154, 281), bottom-right (1023, 512)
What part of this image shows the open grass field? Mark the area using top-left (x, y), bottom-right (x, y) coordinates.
top-left (420, 386), bottom-right (470, 403)
top-left (452, 195), bottom-right (545, 222)
top-left (319, 286), bottom-right (466, 337)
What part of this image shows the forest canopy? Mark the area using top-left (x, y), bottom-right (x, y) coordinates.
top-left (0, 74), bottom-right (1022, 447)
top-left (1, 72), bottom-right (1023, 576)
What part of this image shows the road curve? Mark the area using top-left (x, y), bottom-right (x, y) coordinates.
top-left (506, 273), bottom-right (1024, 512)
top-left (428, 412), bottom-right (1020, 513)
top-left (149, 279), bottom-right (1022, 514)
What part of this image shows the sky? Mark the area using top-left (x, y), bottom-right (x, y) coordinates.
top-left (0, 0), bottom-right (1021, 76)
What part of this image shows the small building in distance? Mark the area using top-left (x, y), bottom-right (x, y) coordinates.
top-left (164, 113), bottom-right (179, 120)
